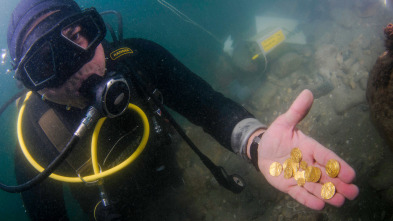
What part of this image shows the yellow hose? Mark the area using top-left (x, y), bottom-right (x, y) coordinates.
top-left (17, 91), bottom-right (150, 183)
top-left (90, 103), bottom-right (150, 178)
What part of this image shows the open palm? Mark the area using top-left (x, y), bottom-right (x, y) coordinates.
top-left (257, 89), bottom-right (359, 210)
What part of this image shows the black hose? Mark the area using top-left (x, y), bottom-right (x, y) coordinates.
top-left (100, 10), bottom-right (123, 43)
top-left (0, 135), bottom-right (80, 193)
top-left (131, 72), bottom-right (245, 193)
top-left (105, 22), bottom-right (118, 45)
top-left (0, 103), bottom-right (99, 193)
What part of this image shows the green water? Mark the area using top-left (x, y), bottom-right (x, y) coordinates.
top-left (1, 0), bottom-right (393, 220)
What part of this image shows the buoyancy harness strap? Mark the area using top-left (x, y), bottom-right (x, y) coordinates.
top-left (38, 108), bottom-right (92, 176)
top-left (39, 109), bottom-right (72, 152)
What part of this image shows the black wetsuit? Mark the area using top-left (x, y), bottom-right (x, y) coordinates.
top-left (14, 38), bottom-right (253, 220)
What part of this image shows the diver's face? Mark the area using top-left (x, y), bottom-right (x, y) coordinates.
top-left (38, 31), bottom-right (106, 109)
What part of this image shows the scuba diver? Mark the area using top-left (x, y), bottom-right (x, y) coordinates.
top-left (4, 0), bottom-right (359, 220)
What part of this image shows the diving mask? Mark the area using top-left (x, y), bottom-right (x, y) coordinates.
top-left (15, 8), bottom-right (106, 91)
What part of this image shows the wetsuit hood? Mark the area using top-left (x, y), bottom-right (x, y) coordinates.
top-left (8, 0), bottom-right (81, 65)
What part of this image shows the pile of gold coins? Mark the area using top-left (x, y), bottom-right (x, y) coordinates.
top-left (269, 147), bottom-right (340, 200)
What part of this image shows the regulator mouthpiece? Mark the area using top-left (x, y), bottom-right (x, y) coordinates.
top-left (80, 73), bottom-right (130, 118)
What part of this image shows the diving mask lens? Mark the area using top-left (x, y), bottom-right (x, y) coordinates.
top-left (61, 16), bottom-right (101, 50)
top-left (16, 8), bottom-right (106, 90)
top-left (24, 42), bottom-right (56, 86)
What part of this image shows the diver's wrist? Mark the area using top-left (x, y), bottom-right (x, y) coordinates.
top-left (246, 129), bottom-right (266, 171)
top-left (230, 118), bottom-right (267, 161)
top-left (246, 129), bottom-right (267, 160)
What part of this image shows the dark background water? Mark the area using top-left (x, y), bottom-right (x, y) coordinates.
top-left (0, 0), bottom-right (25, 210)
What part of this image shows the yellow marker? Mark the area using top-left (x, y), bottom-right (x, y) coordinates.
top-left (252, 54), bottom-right (260, 60)
top-left (261, 29), bottom-right (285, 54)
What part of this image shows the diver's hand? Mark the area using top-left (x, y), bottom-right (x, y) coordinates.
top-left (252, 89), bottom-right (359, 210)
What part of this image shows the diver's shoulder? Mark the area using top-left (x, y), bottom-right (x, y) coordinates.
top-left (121, 38), bottom-right (166, 51)
top-left (103, 38), bottom-right (171, 61)
top-left (18, 92), bottom-right (50, 120)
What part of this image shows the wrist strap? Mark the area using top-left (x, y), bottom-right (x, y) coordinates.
top-left (250, 132), bottom-right (264, 171)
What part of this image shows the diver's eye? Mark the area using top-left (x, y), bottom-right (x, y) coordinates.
top-left (62, 26), bottom-right (89, 49)
top-left (70, 32), bottom-right (80, 42)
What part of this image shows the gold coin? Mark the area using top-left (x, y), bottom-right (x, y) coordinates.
top-left (297, 177), bottom-right (306, 187)
top-left (321, 182), bottom-right (336, 199)
top-left (325, 159), bottom-right (340, 178)
top-left (312, 167), bottom-right (322, 183)
top-left (305, 166), bottom-right (314, 182)
top-left (283, 158), bottom-right (299, 174)
top-left (269, 162), bottom-right (283, 176)
top-left (294, 170), bottom-right (305, 181)
top-left (291, 147), bottom-right (302, 163)
top-left (283, 158), bottom-right (292, 170)
top-left (284, 166), bottom-right (293, 179)
top-left (300, 161), bottom-right (308, 170)
top-left (292, 161), bottom-right (299, 174)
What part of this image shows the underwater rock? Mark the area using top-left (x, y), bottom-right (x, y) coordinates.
top-left (250, 81), bottom-right (279, 111)
top-left (314, 44), bottom-right (339, 71)
top-left (367, 23), bottom-right (393, 151)
top-left (303, 80), bottom-right (334, 99)
top-left (368, 152), bottom-right (393, 206)
top-left (351, 34), bottom-right (371, 50)
top-left (343, 57), bottom-right (356, 70)
top-left (360, 77), bottom-right (369, 90)
top-left (270, 52), bottom-right (303, 78)
top-left (369, 155), bottom-right (393, 191)
top-left (336, 51), bottom-right (344, 66)
top-left (332, 86), bottom-right (366, 115)
top-left (349, 62), bottom-right (361, 76)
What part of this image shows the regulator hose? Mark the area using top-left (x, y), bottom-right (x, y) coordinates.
top-left (0, 88), bottom-right (149, 192)
top-left (0, 92), bottom-right (85, 193)
top-left (17, 95), bottom-right (149, 183)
